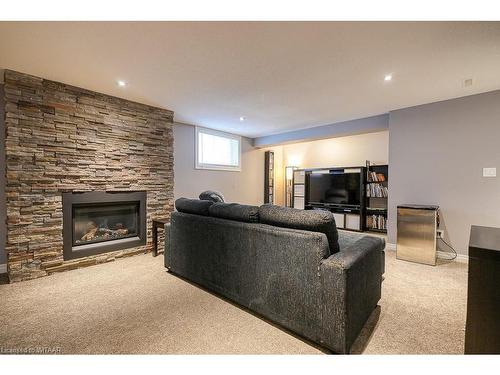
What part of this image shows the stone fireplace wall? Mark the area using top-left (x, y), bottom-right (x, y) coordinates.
top-left (3, 70), bottom-right (174, 282)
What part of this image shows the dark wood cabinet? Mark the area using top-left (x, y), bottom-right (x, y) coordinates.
top-left (465, 225), bottom-right (500, 354)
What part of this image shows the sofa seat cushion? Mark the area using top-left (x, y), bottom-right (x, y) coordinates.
top-left (199, 190), bottom-right (225, 203)
top-left (259, 204), bottom-right (339, 254)
top-left (209, 202), bottom-right (259, 223)
top-left (175, 198), bottom-right (213, 216)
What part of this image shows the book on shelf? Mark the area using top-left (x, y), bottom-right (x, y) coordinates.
top-left (366, 214), bottom-right (387, 230)
top-left (366, 183), bottom-right (388, 198)
top-left (367, 171), bottom-right (386, 182)
top-left (367, 207), bottom-right (387, 212)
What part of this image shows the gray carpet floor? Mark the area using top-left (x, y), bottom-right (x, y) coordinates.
top-left (0, 249), bottom-right (467, 354)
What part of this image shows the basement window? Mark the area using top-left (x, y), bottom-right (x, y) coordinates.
top-left (195, 127), bottom-right (241, 171)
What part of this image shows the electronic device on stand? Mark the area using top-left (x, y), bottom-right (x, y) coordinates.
top-left (291, 167), bottom-right (366, 231)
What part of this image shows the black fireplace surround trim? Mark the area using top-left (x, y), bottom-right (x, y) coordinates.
top-left (62, 191), bottom-right (147, 260)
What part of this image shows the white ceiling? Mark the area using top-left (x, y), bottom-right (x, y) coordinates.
top-left (1, 22), bottom-right (499, 138)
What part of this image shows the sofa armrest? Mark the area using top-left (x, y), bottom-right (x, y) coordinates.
top-left (319, 236), bottom-right (384, 353)
top-left (327, 235), bottom-right (385, 271)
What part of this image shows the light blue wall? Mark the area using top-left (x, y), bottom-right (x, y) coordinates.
top-left (253, 114), bottom-right (388, 147)
top-left (388, 90), bottom-right (500, 254)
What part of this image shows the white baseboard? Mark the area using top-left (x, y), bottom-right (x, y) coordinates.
top-left (385, 243), bottom-right (396, 251)
top-left (437, 250), bottom-right (469, 263)
top-left (385, 243), bottom-right (468, 263)
top-left (0, 264), bottom-right (6, 274)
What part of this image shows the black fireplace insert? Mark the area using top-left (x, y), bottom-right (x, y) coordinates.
top-left (63, 191), bottom-right (147, 260)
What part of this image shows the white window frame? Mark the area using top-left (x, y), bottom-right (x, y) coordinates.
top-left (195, 126), bottom-right (241, 172)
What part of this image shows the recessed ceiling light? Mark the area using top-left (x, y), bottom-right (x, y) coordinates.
top-left (239, 116), bottom-right (246, 122)
top-left (117, 80), bottom-right (127, 87)
top-left (384, 74), bottom-right (393, 82)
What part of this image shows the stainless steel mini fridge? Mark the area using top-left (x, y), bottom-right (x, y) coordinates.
top-left (396, 204), bottom-right (439, 266)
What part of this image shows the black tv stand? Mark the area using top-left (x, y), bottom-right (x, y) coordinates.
top-left (309, 203), bottom-right (363, 231)
top-left (295, 166), bottom-right (366, 232)
top-left (292, 164), bottom-right (390, 233)
top-left (310, 203), bottom-right (360, 212)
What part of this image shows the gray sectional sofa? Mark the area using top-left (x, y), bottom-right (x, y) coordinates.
top-left (164, 199), bottom-right (385, 354)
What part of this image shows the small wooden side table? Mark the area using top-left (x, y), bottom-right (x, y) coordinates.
top-left (152, 218), bottom-right (169, 257)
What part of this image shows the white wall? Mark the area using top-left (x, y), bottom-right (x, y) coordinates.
top-left (388, 90), bottom-right (500, 255)
top-left (282, 131), bottom-right (389, 169)
top-left (174, 123), bottom-right (284, 206)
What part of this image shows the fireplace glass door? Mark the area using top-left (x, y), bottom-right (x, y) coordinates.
top-left (73, 203), bottom-right (140, 246)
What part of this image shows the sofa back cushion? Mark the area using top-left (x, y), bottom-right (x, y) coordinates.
top-left (199, 190), bottom-right (225, 203)
top-left (209, 202), bottom-right (259, 223)
top-left (175, 198), bottom-right (213, 216)
top-left (259, 204), bottom-right (339, 254)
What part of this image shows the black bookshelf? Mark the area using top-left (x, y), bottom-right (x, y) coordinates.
top-left (264, 151), bottom-right (274, 204)
top-left (365, 164), bottom-right (388, 233)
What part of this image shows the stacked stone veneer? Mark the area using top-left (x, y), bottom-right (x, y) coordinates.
top-left (3, 70), bottom-right (174, 282)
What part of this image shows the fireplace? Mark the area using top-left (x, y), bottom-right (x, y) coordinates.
top-left (63, 192), bottom-right (147, 260)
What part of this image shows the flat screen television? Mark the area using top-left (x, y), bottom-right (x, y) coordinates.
top-left (308, 171), bottom-right (361, 206)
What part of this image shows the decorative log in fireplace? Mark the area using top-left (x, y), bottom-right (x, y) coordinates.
top-left (63, 192), bottom-right (147, 260)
